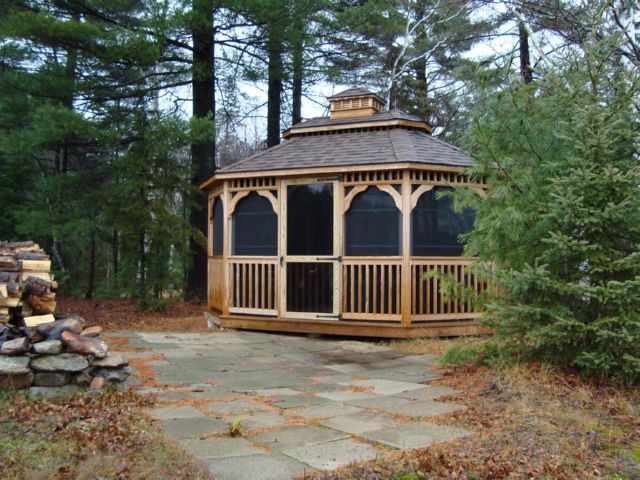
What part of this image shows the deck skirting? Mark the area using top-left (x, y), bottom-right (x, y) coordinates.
top-left (217, 313), bottom-right (490, 338)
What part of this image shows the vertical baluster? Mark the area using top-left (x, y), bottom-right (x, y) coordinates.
top-left (418, 264), bottom-right (424, 315)
top-left (239, 263), bottom-right (245, 308)
top-left (386, 264), bottom-right (392, 315)
top-left (380, 264), bottom-right (386, 315)
top-left (342, 265), bottom-right (347, 312)
top-left (396, 264), bottom-right (401, 315)
top-left (248, 263), bottom-right (253, 309)
top-left (453, 264), bottom-right (459, 314)
top-left (350, 265), bottom-right (355, 313)
top-left (364, 264), bottom-right (370, 313)
top-left (426, 263), bottom-right (431, 315)
top-left (431, 265), bottom-right (441, 314)
top-left (372, 264), bottom-right (377, 314)
top-left (357, 265), bottom-right (362, 313)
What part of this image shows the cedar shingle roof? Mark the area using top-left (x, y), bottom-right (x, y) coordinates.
top-left (327, 87), bottom-right (384, 102)
top-left (218, 124), bottom-right (472, 174)
top-left (291, 109), bottom-right (421, 129)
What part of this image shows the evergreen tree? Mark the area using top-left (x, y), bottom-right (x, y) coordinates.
top-left (460, 37), bottom-right (640, 384)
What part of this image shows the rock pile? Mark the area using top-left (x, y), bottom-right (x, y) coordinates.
top-left (0, 241), bottom-right (131, 396)
top-left (0, 314), bottom-right (132, 395)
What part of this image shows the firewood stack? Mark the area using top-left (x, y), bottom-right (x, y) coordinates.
top-left (0, 241), bottom-right (131, 395)
top-left (0, 241), bottom-right (57, 326)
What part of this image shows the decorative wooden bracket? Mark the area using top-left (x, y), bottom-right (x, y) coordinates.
top-left (257, 190), bottom-right (279, 215)
top-left (342, 184), bottom-right (402, 213)
top-left (410, 184), bottom-right (434, 211)
top-left (342, 185), bottom-right (369, 213)
top-left (376, 185), bottom-right (402, 211)
top-left (228, 189), bottom-right (279, 216)
top-left (228, 191), bottom-right (250, 216)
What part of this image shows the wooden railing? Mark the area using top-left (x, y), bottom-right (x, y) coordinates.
top-left (207, 258), bottom-right (225, 311)
top-left (342, 258), bottom-right (402, 321)
top-left (228, 257), bottom-right (278, 316)
top-left (410, 258), bottom-right (485, 322)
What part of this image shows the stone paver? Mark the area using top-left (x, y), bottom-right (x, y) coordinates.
top-left (320, 411), bottom-right (399, 435)
top-left (315, 390), bottom-right (376, 402)
top-left (394, 385), bottom-right (457, 400)
top-left (204, 399), bottom-right (270, 414)
top-left (338, 378), bottom-right (425, 395)
top-left (160, 416), bottom-right (226, 438)
top-left (292, 403), bottom-right (364, 420)
top-left (178, 437), bottom-right (263, 459)
top-left (361, 423), bottom-right (469, 449)
top-left (270, 394), bottom-right (329, 409)
top-left (248, 425), bottom-right (348, 450)
top-left (119, 330), bottom-right (470, 478)
top-left (202, 453), bottom-right (312, 480)
top-left (222, 411), bottom-right (291, 429)
top-left (380, 399), bottom-right (466, 418)
top-left (150, 405), bottom-right (205, 420)
top-left (284, 438), bottom-right (384, 470)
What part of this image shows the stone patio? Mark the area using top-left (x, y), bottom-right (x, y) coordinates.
top-left (113, 330), bottom-right (469, 480)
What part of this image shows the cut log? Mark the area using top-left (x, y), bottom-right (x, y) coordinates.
top-left (19, 271), bottom-right (52, 282)
top-left (0, 241), bottom-right (57, 325)
top-left (20, 259), bottom-right (51, 271)
top-left (26, 293), bottom-right (56, 315)
top-left (24, 314), bottom-right (55, 328)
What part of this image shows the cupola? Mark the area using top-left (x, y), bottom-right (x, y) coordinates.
top-left (328, 88), bottom-right (385, 119)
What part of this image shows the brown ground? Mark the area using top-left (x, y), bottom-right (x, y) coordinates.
top-left (0, 390), bottom-right (211, 480)
top-left (27, 299), bottom-right (639, 479)
top-left (309, 338), bottom-right (640, 480)
top-left (56, 297), bottom-right (209, 332)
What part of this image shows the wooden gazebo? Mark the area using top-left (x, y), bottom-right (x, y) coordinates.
top-left (201, 88), bottom-right (487, 337)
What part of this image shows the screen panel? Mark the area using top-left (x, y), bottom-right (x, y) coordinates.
top-left (287, 183), bottom-right (333, 255)
top-left (212, 197), bottom-right (224, 256)
top-left (345, 187), bottom-right (401, 256)
top-left (232, 192), bottom-right (277, 256)
top-left (286, 262), bottom-right (333, 313)
top-left (411, 187), bottom-right (475, 256)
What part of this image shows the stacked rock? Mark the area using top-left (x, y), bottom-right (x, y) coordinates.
top-left (0, 314), bottom-right (131, 396)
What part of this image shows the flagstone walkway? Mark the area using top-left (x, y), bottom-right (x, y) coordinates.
top-left (112, 330), bottom-right (469, 480)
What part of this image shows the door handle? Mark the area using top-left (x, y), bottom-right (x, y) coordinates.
top-left (315, 256), bottom-right (342, 262)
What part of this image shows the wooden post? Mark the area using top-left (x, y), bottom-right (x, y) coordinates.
top-left (222, 180), bottom-right (230, 316)
top-left (401, 169), bottom-right (411, 326)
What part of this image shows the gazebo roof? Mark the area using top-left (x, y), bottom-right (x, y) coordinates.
top-left (326, 87), bottom-right (385, 103)
top-left (216, 108), bottom-right (473, 175)
top-left (287, 108), bottom-right (424, 131)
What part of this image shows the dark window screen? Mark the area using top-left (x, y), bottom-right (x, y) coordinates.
top-left (232, 192), bottom-right (277, 256)
top-left (286, 262), bottom-right (333, 313)
top-left (345, 188), bottom-right (401, 256)
top-left (287, 183), bottom-right (333, 255)
top-left (411, 187), bottom-right (475, 256)
top-left (212, 197), bottom-right (224, 256)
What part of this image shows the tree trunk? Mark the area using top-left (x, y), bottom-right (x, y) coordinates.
top-left (291, 18), bottom-right (303, 126)
top-left (139, 224), bottom-right (146, 300)
top-left (112, 229), bottom-right (119, 276)
top-left (85, 228), bottom-right (96, 299)
top-left (519, 21), bottom-right (533, 84)
top-left (267, 27), bottom-right (283, 147)
top-left (186, 0), bottom-right (215, 301)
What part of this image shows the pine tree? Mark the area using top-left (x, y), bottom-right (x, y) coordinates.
top-left (460, 37), bottom-right (640, 384)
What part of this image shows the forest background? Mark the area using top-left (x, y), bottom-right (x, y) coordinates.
top-left (0, 0), bottom-right (637, 310)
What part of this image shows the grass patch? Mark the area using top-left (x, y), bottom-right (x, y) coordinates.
top-left (0, 389), bottom-right (211, 480)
